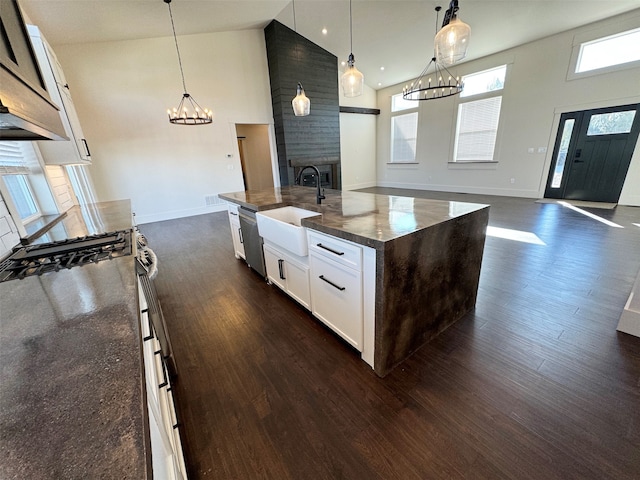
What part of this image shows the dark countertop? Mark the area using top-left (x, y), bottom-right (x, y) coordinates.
top-left (0, 200), bottom-right (148, 479)
top-left (219, 186), bottom-right (489, 249)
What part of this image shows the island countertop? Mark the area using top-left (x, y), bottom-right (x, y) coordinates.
top-left (219, 186), bottom-right (489, 249)
top-left (221, 187), bottom-right (490, 376)
top-left (0, 200), bottom-right (149, 479)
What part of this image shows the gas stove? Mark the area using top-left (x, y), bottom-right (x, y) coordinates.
top-left (0, 230), bottom-right (132, 282)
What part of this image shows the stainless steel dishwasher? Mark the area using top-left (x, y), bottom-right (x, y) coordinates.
top-left (238, 206), bottom-right (266, 278)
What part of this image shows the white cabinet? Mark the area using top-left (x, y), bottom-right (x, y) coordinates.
top-left (28, 25), bottom-right (92, 165)
top-left (263, 243), bottom-right (311, 309)
top-left (227, 204), bottom-right (245, 259)
top-left (308, 231), bottom-right (365, 351)
top-left (138, 279), bottom-right (187, 480)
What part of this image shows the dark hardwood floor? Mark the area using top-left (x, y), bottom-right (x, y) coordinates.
top-left (140, 189), bottom-right (640, 479)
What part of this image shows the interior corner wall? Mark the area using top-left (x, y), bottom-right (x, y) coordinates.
top-left (376, 10), bottom-right (640, 205)
top-left (264, 20), bottom-right (341, 188)
top-left (53, 29), bottom-right (274, 224)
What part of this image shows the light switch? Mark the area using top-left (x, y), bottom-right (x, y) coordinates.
top-left (538, 147), bottom-right (547, 153)
top-left (527, 147), bottom-right (535, 154)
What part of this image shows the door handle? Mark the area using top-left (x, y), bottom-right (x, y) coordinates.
top-left (278, 259), bottom-right (286, 280)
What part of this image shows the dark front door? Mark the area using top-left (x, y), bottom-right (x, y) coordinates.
top-left (544, 103), bottom-right (640, 203)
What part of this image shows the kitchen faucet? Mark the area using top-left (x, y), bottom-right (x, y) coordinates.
top-left (295, 165), bottom-right (326, 204)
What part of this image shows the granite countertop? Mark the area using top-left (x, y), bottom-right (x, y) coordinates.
top-left (0, 200), bottom-right (149, 479)
top-left (219, 186), bottom-right (489, 249)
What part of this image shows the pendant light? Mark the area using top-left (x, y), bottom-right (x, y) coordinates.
top-left (291, 0), bottom-right (310, 117)
top-left (164, 0), bottom-right (212, 125)
top-left (340, 0), bottom-right (364, 97)
top-left (402, 5), bottom-right (464, 101)
top-left (434, 0), bottom-right (471, 66)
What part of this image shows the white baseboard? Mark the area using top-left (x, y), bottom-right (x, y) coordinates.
top-left (343, 181), bottom-right (377, 191)
top-left (376, 181), bottom-right (540, 198)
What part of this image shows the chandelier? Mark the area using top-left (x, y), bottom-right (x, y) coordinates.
top-left (402, 2), bottom-right (469, 101)
top-left (164, 0), bottom-right (212, 125)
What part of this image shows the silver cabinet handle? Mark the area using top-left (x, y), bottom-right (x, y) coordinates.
top-left (238, 228), bottom-right (243, 244)
top-left (319, 275), bottom-right (345, 291)
top-left (278, 259), bottom-right (286, 280)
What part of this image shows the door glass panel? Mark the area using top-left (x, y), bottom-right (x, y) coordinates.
top-left (586, 110), bottom-right (636, 136)
top-left (551, 119), bottom-right (575, 188)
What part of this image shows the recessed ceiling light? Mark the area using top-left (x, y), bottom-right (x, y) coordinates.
top-left (341, 61), bottom-right (346, 66)
top-left (380, 66), bottom-right (385, 71)
top-left (378, 82), bottom-right (382, 86)
top-left (322, 28), bottom-right (328, 35)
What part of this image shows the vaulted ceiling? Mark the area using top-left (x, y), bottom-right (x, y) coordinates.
top-left (19, 0), bottom-right (640, 90)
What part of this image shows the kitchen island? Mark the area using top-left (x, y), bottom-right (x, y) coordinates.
top-left (219, 186), bottom-right (490, 377)
top-left (0, 201), bottom-right (150, 479)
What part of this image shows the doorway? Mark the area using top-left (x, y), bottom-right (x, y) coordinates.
top-left (544, 103), bottom-right (640, 203)
top-left (235, 124), bottom-right (275, 192)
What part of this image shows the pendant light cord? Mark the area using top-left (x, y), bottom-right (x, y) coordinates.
top-left (167, 0), bottom-right (188, 94)
top-left (292, 0), bottom-right (297, 32)
top-left (349, 0), bottom-right (353, 53)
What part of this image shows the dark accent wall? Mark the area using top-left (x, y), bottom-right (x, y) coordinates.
top-left (264, 20), bottom-right (341, 189)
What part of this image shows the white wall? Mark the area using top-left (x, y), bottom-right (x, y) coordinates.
top-left (376, 10), bottom-right (640, 205)
top-left (55, 29), bottom-right (274, 224)
top-left (339, 81), bottom-right (377, 191)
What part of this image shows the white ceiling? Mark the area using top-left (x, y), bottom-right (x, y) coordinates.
top-left (19, 0), bottom-right (640, 90)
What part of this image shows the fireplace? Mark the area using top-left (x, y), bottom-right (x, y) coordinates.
top-left (290, 156), bottom-right (340, 190)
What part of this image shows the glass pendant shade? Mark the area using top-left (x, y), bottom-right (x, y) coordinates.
top-left (434, 17), bottom-right (471, 66)
top-left (292, 83), bottom-right (310, 116)
top-left (341, 54), bottom-right (364, 97)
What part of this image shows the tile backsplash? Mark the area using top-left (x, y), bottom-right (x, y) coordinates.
top-left (0, 197), bottom-right (20, 258)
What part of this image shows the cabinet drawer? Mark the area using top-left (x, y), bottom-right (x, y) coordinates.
top-left (308, 230), bottom-right (362, 270)
top-left (309, 253), bottom-right (363, 350)
top-left (227, 204), bottom-right (240, 224)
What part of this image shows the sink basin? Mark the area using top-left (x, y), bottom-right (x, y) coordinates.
top-left (256, 206), bottom-right (320, 256)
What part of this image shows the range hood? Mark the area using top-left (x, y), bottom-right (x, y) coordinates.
top-left (0, 0), bottom-right (67, 141)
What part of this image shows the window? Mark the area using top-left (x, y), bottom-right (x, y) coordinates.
top-left (3, 175), bottom-right (39, 221)
top-left (550, 119), bottom-right (575, 188)
top-left (0, 141), bottom-right (42, 224)
top-left (576, 28), bottom-right (640, 73)
top-left (586, 110), bottom-right (636, 136)
top-left (453, 65), bottom-right (506, 162)
top-left (390, 94), bottom-right (419, 163)
top-left (460, 65), bottom-right (506, 98)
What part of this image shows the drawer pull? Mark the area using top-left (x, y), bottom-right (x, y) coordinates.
top-left (278, 258), bottom-right (286, 280)
top-left (229, 211), bottom-right (238, 216)
top-left (319, 275), bottom-right (345, 291)
top-left (317, 243), bottom-right (345, 256)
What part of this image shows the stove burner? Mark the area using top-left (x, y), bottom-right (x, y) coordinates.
top-left (0, 230), bottom-right (132, 282)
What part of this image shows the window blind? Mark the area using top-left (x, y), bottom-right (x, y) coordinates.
top-left (454, 96), bottom-right (502, 162)
top-left (0, 141), bottom-right (31, 175)
top-left (391, 112), bottom-right (419, 163)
